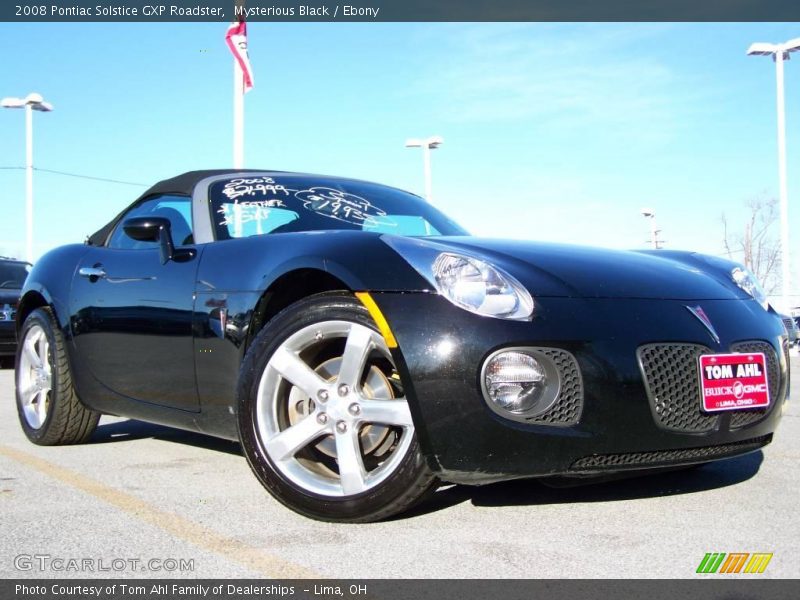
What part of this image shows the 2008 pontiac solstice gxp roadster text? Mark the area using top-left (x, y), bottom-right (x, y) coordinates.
top-left (15, 170), bottom-right (787, 522)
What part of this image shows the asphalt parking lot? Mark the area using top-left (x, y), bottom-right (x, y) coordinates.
top-left (1, 358), bottom-right (798, 580)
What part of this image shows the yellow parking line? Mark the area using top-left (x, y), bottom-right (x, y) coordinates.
top-left (0, 444), bottom-right (319, 579)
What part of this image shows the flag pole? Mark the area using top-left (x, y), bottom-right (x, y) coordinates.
top-left (227, 2), bottom-right (252, 170)
top-left (233, 56), bottom-right (244, 168)
top-left (232, 0), bottom-right (246, 168)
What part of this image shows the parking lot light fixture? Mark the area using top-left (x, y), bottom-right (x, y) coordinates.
top-left (640, 208), bottom-right (663, 249)
top-left (405, 136), bottom-right (444, 202)
top-left (747, 38), bottom-right (800, 311)
top-left (1, 92), bottom-right (54, 263)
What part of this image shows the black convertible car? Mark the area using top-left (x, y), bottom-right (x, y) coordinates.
top-left (15, 170), bottom-right (787, 522)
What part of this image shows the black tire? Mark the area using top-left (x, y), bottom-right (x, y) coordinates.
top-left (237, 292), bottom-right (437, 522)
top-left (15, 307), bottom-right (100, 445)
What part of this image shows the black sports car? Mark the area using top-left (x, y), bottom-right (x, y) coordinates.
top-left (15, 170), bottom-right (787, 522)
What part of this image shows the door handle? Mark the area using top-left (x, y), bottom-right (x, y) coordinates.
top-left (78, 266), bottom-right (107, 279)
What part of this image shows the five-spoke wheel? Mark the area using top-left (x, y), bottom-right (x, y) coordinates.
top-left (18, 323), bottom-right (53, 429)
top-left (16, 307), bottom-right (99, 445)
top-left (238, 293), bottom-right (436, 522)
top-left (257, 319), bottom-right (415, 497)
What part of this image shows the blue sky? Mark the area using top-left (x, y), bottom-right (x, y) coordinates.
top-left (1, 22), bottom-right (800, 294)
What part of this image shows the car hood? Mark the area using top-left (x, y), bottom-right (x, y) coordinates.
top-left (432, 237), bottom-right (745, 301)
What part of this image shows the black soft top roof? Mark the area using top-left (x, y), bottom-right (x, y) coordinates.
top-left (142, 169), bottom-right (268, 197)
top-left (86, 168), bottom-right (418, 247)
top-left (86, 169), bottom-right (277, 246)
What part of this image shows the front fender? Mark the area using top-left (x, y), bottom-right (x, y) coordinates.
top-left (17, 244), bottom-right (88, 333)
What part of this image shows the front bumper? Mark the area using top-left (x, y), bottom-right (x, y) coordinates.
top-left (0, 321), bottom-right (16, 356)
top-left (372, 292), bottom-right (787, 485)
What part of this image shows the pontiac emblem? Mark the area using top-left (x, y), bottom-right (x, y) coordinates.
top-left (687, 305), bottom-right (720, 344)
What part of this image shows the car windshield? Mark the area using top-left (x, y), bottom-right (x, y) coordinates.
top-left (209, 174), bottom-right (468, 240)
top-left (0, 261), bottom-right (30, 289)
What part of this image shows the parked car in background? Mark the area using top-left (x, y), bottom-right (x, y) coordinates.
top-left (0, 257), bottom-right (31, 366)
top-left (13, 170), bottom-right (790, 522)
top-left (778, 313), bottom-right (799, 347)
top-left (791, 315), bottom-right (800, 346)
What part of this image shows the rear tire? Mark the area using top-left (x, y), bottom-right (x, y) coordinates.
top-left (237, 292), bottom-right (437, 522)
top-left (16, 307), bottom-right (100, 445)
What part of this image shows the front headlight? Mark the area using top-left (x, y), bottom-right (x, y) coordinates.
top-left (432, 253), bottom-right (533, 319)
top-left (382, 236), bottom-right (534, 320)
top-left (730, 267), bottom-right (769, 310)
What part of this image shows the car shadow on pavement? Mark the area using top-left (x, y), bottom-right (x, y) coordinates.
top-left (405, 452), bottom-right (764, 518)
top-left (91, 419), bottom-right (242, 457)
top-left (89, 418), bottom-right (764, 520)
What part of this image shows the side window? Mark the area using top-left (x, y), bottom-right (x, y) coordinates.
top-left (107, 195), bottom-right (194, 250)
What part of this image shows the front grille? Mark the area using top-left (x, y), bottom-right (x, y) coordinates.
top-left (524, 348), bottom-right (583, 426)
top-left (570, 435), bottom-right (772, 470)
top-left (638, 342), bottom-right (781, 434)
top-left (638, 343), bottom-right (718, 433)
top-left (0, 303), bottom-right (15, 322)
top-left (728, 341), bottom-right (776, 429)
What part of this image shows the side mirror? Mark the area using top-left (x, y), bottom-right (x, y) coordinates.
top-left (123, 216), bottom-right (169, 242)
top-left (122, 217), bottom-right (176, 264)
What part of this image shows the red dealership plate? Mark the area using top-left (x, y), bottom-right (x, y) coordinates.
top-left (698, 353), bottom-right (770, 412)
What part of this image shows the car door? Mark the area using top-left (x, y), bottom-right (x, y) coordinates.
top-left (70, 194), bottom-right (200, 412)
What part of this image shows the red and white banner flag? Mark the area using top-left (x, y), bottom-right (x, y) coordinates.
top-left (225, 20), bottom-right (254, 93)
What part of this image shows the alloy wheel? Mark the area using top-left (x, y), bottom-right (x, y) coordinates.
top-left (18, 324), bottom-right (53, 429)
top-left (255, 320), bottom-right (414, 497)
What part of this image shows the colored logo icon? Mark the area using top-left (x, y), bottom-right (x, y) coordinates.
top-left (696, 553), bottom-right (773, 574)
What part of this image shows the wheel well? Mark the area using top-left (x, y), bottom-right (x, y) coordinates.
top-left (247, 269), bottom-right (350, 350)
top-left (16, 291), bottom-right (48, 335)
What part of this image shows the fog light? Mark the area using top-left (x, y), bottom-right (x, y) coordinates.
top-left (484, 351), bottom-right (546, 414)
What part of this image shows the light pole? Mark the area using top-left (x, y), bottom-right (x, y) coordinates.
top-left (1, 93), bottom-right (53, 263)
top-left (748, 38), bottom-right (800, 311)
top-left (405, 136), bottom-right (443, 202)
top-left (641, 208), bottom-right (663, 249)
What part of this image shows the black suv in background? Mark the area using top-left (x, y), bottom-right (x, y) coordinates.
top-left (0, 257), bottom-right (31, 366)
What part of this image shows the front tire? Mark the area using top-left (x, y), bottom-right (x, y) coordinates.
top-left (16, 307), bottom-right (99, 445)
top-left (238, 292), bottom-right (436, 522)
